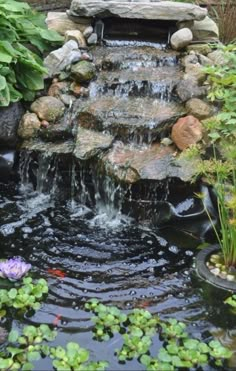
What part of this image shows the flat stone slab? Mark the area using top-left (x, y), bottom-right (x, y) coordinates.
top-left (74, 127), bottom-right (114, 160)
top-left (70, 0), bottom-right (207, 22)
top-left (20, 139), bottom-right (74, 154)
top-left (101, 142), bottom-right (198, 183)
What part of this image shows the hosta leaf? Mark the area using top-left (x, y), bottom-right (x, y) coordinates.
top-left (8, 330), bottom-right (19, 343)
top-left (0, 1), bottom-right (30, 12)
top-left (0, 75), bottom-right (6, 90)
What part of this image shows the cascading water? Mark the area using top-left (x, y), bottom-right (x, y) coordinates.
top-left (0, 28), bottom-right (231, 371)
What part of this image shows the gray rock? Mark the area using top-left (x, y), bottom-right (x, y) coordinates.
top-left (70, 0), bottom-right (207, 21)
top-left (18, 113), bottom-right (41, 139)
top-left (71, 60), bottom-right (96, 83)
top-left (182, 54), bottom-right (198, 67)
top-left (21, 139), bottom-right (74, 155)
top-left (184, 63), bottom-right (206, 84)
top-left (83, 26), bottom-right (93, 39)
top-left (198, 54), bottom-right (212, 66)
top-left (170, 28), bottom-right (193, 51)
top-left (186, 44), bottom-right (212, 55)
top-left (185, 98), bottom-right (213, 119)
top-left (87, 33), bottom-right (98, 45)
top-left (59, 94), bottom-right (76, 106)
top-left (207, 50), bottom-right (226, 66)
top-left (30, 96), bottom-right (65, 123)
top-left (74, 127), bottom-right (113, 160)
top-left (176, 79), bottom-right (208, 102)
top-left (0, 102), bottom-right (24, 148)
top-left (191, 16), bottom-right (219, 42)
top-left (44, 40), bottom-right (81, 78)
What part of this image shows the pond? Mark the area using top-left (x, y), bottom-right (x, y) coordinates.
top-left (0, 177), bottom-right (236, 370)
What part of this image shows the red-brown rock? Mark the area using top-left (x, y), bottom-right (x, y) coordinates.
top-left (171, 115), bottom-right (203, 150)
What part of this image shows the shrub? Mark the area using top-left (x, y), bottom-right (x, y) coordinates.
top-left (0, 0), bottom-right (62, 107)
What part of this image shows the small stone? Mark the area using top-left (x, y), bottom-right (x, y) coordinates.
top-left (17, 113), bottom-right (41, 139)
top-left (191, 16), bottom-right (219, 42)
top-left (171, 115), bottom-right (203, 151)
top-left (70, 82), bottom-right (89, 97)
top-left (198, 54), bottom-right (212, 66)
top-left (186, 44), bottom-right (212, 55)
top-left (185, 98), bottom-right (213, 120)
top-left (81, 52), bottom-right (93, 61)
top-left (207, 50), bottom-right (226, 66)
top-left (48, 81), bottom-right (69, 98)
top-left (170, 28), bottom-right (193, 51)
top-left (65, 30), bottom-right (87, 48)
top-left (211, 268), bottom-right (220, 276)
top-left (182, 54), bottom-right (198, 67)
top-left (71, 60), bottom-right (96, 83)
top-left (83, 26), bottom-right (93, 39)
top-left (30, 96), bottom-right (65, 123)
top-left (87, 33), bottom-right (98, 45)
top-left (184, 63), bottom-right (206, 84)
top-left (60, 94), bottom-right (76, 106)
top-left (226, 274), bottom-right (235, 281)
top-left (161, 137), bottom-right (173, 146)
top-left (41, 120), bottom-right (50, 128)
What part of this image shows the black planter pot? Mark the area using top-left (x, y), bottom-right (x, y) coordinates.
top-left (195, 245), bottom-right (236, 291)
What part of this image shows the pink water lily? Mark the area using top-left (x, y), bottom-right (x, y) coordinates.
top-left (0, 258), bottom-right (31, 281)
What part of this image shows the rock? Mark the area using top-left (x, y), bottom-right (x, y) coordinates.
top-left (44, 40), bottom-right (81, 78)
top-left (186, 44), bottom-right (212, 55)
top-left (185, 98), bottom-right (213, 120)
top-left (176, 79), bottom-right (208, 102)
top-left (21, 139), bottom-right (74, 155)
top-left (161, 137), bottom-right (173, 146)
top-left (74, 127), bottom-right (113, 160)
top-left (0, 327), bottom-right (8, 344)
top-left (81, 52), bottom-right (93, 61)
top-left (39, 122), bottom-right (74, 142)
top-left (207, 50), bottom-right (226, 66)
top-left (30, 96), bottom-right (65, 123)
top-left (198, 54), bottom-right (212, 66)
top-left (48, 81), bottom-right (69, 98)
top-left (83, 26), bottom-right (93, 39)
top-left (87, 33), bottom-right (98, 45)
top-left (0, 102), bottom-right (24, 148)
top-left (177, 20), bottom-right (194, 30)
top-left (60, 94), bottom-right (76, 106)
top-left (184, 63), bottom-right (206, 84)
top-left (64, 30), bottom-right (87, 48)
top-left (182, 54), bottom-right (198, 67)
top-left (170, 28), bottom-right (193, 51)
top-left (191, 16), bottom-right (219, 42)
top-left (171, 115), bottom-right (203, 150)
top-left (101, 141), bottom-right (199, 184)
top-left (70, 82), bottom-right (89, 97)
top-left (0, 151), bottom-right (16, 182)
top-left (41, 120), bottom-right (50, 128)
top-left (70, 0), bottom-right (207, 21)
top-left (211, 267), bottom-right (220, 276)
top-left (17, 113), bottom-right (41, 139)
top-left (46, 12), bottom-right (92, 35)
top-left (71, 60), bottom-right (96, 83)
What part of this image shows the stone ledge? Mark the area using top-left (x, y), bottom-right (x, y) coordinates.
top-left (70, 0), bottom-right (207, 22)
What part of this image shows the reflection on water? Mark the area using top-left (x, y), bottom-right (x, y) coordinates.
top-left (0, 181), bottom-right (236, 369)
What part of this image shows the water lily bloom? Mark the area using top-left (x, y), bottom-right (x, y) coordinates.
top-left (0, 258), bottom-right (31, 281)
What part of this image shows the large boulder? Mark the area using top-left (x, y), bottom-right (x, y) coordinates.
top-left (30, 96), bottom-right (65, 123)
top-left (171, 115), bottom-right (203, 150)
top-left (170, 28), bottom-right (193, 51)
top-left (70, 0), bottom-right (207, 21)
top-left (44, 40), bottom-right (81, 78)
top-left (71, 60), bottom-right (96, 83)
top-left (18, 113), bottom-right (41, 139)
top-left (184, 63), bottom-right (206, 84)
top-left (0, 102), bottom-right (24, 149)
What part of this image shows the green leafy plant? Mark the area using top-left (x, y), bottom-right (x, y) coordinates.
top-left (0, 0), bottom-right (62, 106)
top-left (203, 44), bottom-right (236, 140)
top-left (86, 300), bottom-right (233, 369)
top-left (50, 342), bottom-right (108, 371)
top-left (0, 324), bottom-right (57, 370)
top-left (0, 276), bottom-right (48, 318)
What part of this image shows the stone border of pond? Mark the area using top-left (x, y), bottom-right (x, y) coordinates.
top-left (196, 245), bottom-right (236, 292)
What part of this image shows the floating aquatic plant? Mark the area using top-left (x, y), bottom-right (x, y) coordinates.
top-left (0, 258), bottom-right (31, 281)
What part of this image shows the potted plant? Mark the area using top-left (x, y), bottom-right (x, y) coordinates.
top-left (195, 163), bottom-right (236, 290)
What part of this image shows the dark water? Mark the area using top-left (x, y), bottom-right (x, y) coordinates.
top-left (0, 181), bottom-right (236, 370)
